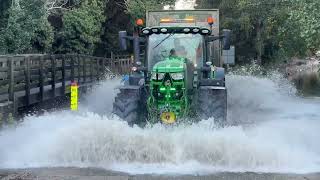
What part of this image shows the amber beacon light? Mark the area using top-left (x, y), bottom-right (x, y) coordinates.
top-left (136, 19), bottom-right (144, 26)
top-left (207, 17), bottom-right (215, 25)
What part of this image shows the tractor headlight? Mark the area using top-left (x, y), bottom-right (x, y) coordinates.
top-left (151, 73), bottom-right (165, 80)
top-left (171, 73), bottom-right (184, 80)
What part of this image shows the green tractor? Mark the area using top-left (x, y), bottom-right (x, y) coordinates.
top-left (113, 10), bottom-right (231, 126)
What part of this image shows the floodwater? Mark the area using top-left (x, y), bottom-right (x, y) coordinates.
top-left (0, 72), bottom-right (320, 179)
top-left (293, 72), bottom-right (320, 97)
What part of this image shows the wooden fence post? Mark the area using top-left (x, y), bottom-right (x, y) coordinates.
top-left (51, 55), bottom-right (56, 98)
top-left (25, 56), bottom-right (30, 106)
top-left (8, 57), bottom-right (14, 102)
top-left (122, 59), bottom-right (125, 74)
top-left (103, 58), bottom-right (107, 76)
top-left (90, 57), bottom-right (93, 82)
top-left (39, 55), bottom-right (44, 101)
top-left (115, 55), bottom-right (118, 74)
top-left (111, 52), bottom-right (115, 72)
top-left (96, 58), bottom-right (100, 80)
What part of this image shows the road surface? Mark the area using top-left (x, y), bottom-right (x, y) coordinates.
top-left (1, 167), bottom-right (320, 180)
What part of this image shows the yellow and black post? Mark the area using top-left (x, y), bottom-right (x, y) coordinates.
top-left (70, 82), bottom-right (78, 111)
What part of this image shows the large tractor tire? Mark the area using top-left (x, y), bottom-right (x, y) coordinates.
top-left (113, 88), bottom-right (146, 126)
top-left (197, 87), bottom-right (227, 127)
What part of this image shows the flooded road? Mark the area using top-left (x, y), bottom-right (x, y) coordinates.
top-left (0, 73), bottom-right (320, 179)
top-left (293, 72), bottom-right (320, 97)
top-left (1, 167), bottom-right (320, 180)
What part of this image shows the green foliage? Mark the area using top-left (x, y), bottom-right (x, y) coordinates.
top-left (287, 0), bottom-right (320, 52)
top-left (196, 0), bottom-right (320, 63)
top-left (0, 0), bottom-right (11, 29)
top-left (0, 0), bottom-right (53, 54)
top-left (55, 0), bottom-right (105, 54)
top-left (125, 0), bottom-right (175, 19)
top-left (0, 0), bottom-right (318, 64)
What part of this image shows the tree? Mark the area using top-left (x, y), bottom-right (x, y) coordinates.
top-left (45, 0), bottom-right (81, 14)
top-left (0, 0), bottom-right (54, 54)
top-left (96, 0), bottom-right (175, 56)
top-left (288, 0), bottom-right (320, 52)
top-left (54, 0), bottom-right (105, 54)
top-left (95, 0), bottom-right (132, 56)
top-left (121, 0), bottom-right (175, 19)
top-left (196, 0), bottom-right (320, 63)
top-left (0, 0), bottom-right (11, 29)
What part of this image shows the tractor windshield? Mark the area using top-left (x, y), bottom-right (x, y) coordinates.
top-left (147, 33), bottom-right (204, 70)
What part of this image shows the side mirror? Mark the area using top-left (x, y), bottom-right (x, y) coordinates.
top-left (222, 29), bottom-right (231, 50)
top-left (119, 31), bottom-right (128, 51)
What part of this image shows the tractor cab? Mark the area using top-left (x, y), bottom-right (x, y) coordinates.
top-left (145, 27), bottom-right (205, 70)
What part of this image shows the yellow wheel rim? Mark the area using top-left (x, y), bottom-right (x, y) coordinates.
top-left (161, 112), bottom-right (176, 124)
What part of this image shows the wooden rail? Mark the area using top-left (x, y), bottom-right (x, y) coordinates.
top-left (0, 54), bottom-right (132, 121)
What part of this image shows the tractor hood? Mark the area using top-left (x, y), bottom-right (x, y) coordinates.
top-left (152, 57), bottom-right (185, 73)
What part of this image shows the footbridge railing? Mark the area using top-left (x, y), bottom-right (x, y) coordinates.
top-left (0, 53), bottom-right (132, 122)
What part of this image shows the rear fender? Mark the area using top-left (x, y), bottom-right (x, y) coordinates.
top-left (199, 79), bottom-right (225, 87)
top-left (199, 67), bottom-right (225, 87)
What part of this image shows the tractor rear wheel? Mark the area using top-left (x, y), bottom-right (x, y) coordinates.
top-left (197, 87), bottom-right (227, 127)
top-left (113, 88), bottom-right (146, 126)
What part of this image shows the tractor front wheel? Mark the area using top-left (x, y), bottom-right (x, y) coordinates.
top-left (113, 88), bottom-right (146, 126)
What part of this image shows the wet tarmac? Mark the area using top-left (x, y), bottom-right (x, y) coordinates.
top-left (1, 167), bottom-right (320, 180)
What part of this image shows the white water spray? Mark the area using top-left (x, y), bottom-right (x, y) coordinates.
top-left (0, 73), bottom-right (320, 175)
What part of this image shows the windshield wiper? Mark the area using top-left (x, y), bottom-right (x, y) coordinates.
top-left (153, 31), bottom-right (175, 49)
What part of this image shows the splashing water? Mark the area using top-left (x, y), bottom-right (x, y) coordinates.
top-left (0, 73), bottom-right (320, 175)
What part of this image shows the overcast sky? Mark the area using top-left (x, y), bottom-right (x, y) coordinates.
top-left (175, 0), bottom-right (196, 9)
top-left (164, 0), bottom-right (196, 10)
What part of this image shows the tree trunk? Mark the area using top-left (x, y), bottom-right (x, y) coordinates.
top-left (256, 19), bottom-right (263, 65)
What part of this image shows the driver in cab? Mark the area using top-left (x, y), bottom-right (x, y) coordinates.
top-left (169, 46), bottom-right (191, 64)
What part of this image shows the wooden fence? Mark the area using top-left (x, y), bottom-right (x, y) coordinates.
top-left (0, 54), bottom-right (132, 119)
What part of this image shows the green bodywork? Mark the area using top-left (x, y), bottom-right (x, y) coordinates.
top-left (152, 57), bottom-right (185, 72)
top-left (147, 56), bottom-right (190, 122)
